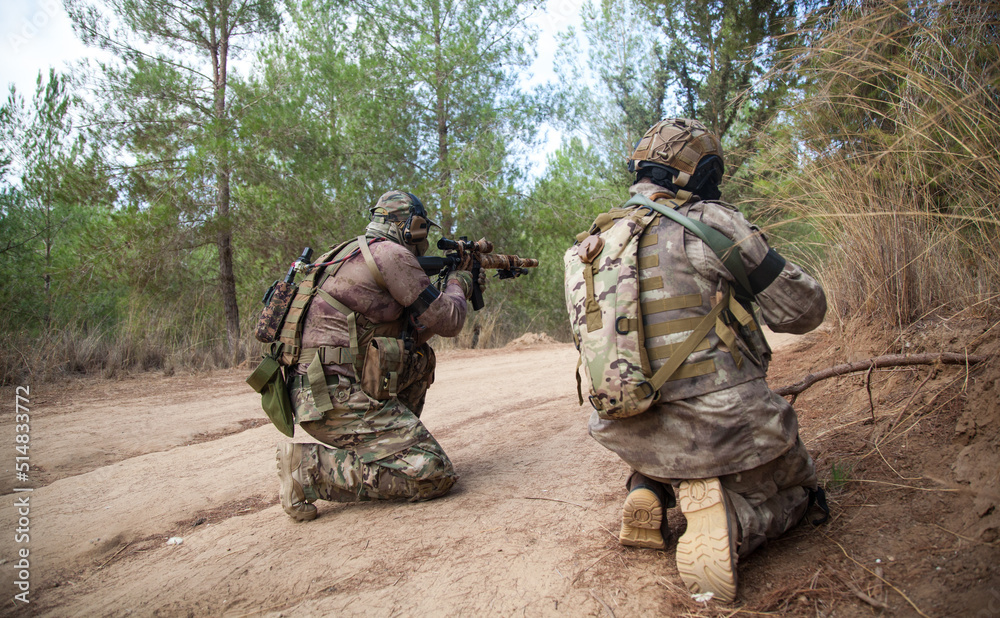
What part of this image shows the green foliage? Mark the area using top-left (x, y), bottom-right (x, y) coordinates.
top-left (557, 0), bottom-right (824, 189)
top-left (0, 72), bottom-right (117, 335)
top-left (66, 0), bottom-right (282, 361)
top-left (827, 460), bottom-right (853, 492)
top-left (516, 137), bottom-right (629, 338)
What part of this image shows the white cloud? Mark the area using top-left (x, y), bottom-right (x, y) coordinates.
top-left (0, 0), bottom-right (94, 96)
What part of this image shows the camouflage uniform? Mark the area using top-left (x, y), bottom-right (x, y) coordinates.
top-left (285, 192), bottom-right (470, 505)
top-left (573, 180), bottom-right (827, 558)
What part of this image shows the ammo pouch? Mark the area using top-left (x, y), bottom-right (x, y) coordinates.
top-left (246, 348), bottom-right (295, 437)
top-left (255, 280), bottom-right (297, 343)
top-left (360, 337), bottom-right (408, 400)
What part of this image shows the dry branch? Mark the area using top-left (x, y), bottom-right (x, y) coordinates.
top-left (775, 353), bottom-right (989, 399)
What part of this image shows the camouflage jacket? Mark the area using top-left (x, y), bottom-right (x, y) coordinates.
top-left (295, 238), bottom-right (468, 378)
top-left (583, 181), bottom-right (827, 479)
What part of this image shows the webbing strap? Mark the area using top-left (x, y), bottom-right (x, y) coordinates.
top-left (307, 351), bottom-right (334, 413)
top-left (645, 316), bottom-right (705, 338)
top-left (714, 315), bottom-right (743, 369)
top-left (669, 359), bottom-right (716, 380)
top-left (313, 288), bottom-right (359, 355)
top-left (640, 276), bottom-right (663, 292)
top-left (647, 338), bottom-right (710, 361)
top-left (647, 289), bottom-right (731, 392)
top-left (616, 317), bottom-right (639, 332)
top-left (638, 254), bottom-right (659, 269)
top-left (300, 346), bottom-right (356, 365)
top-left (642, 294), bottom-right (702, 315)
top-left (583, 263), bottom-right (603, 331)
top-left (625, 194), bottom-right (754, 300)
top-left (357, 235), bottom-right (387, 290)
top-left (727, 293), bottom-right (756, 328)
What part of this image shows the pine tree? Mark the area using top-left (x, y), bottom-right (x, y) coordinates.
top-left (66, 0), bottom-right (280, 362)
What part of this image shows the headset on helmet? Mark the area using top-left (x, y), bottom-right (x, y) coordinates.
top-left (368, 191), bottom-right (438, 254)
top-left (628, 118), bottom-right (725, 196)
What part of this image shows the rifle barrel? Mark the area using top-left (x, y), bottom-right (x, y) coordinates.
top-left (477, 254), bottom-right (539, 270)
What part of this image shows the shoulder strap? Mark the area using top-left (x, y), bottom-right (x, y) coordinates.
top-left (357, 235), bottom-right (388, 290)
top-left (624, 194), bottom-right (754, 300)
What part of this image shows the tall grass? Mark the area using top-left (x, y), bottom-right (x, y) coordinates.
top-left (0, 291), bottom-right (236, 385)
top-left (750, 0), bottom-right (1000, 329)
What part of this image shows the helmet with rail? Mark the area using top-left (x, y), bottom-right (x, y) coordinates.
top-left (627, 118), bottom-right (725, 199)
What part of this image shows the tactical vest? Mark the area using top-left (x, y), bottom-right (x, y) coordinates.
top-left (282, 236), bottom-right (405, 414)
top-left (637, 198), bottom-right (766, 403)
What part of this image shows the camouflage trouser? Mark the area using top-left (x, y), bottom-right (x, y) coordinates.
top-left (709, 436), bottom-right (817, 558)
top-left (652, 436), bottom-right (817, 558)
top-left (289, 344), bottom-right (457, 503)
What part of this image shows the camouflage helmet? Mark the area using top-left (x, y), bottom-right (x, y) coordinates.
top-left (367, 190), bottom-right (437, 255)
top-left (628, 118), bottom-right (724, 190)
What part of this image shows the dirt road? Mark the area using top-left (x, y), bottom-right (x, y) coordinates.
top-left (1, 327), bottom-right (998, 616)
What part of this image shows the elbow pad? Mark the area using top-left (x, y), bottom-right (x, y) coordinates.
top-left (747, 248), bottom-right (786, 295)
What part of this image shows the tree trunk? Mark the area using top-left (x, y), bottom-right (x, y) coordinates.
top-left (212, 3), bottom-right (241, 364)
top-left (43, 185), bottom-right (53, 330)
top-left (433, 1), bottom-right (453, 233)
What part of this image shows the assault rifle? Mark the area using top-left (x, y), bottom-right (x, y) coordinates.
top-left (417, 237), bottom-right (538, 310)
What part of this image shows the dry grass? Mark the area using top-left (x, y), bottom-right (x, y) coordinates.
top-left (748, 0), bottom-right (1000, 332)
top-left (0, 293), bottom-right (238, 385)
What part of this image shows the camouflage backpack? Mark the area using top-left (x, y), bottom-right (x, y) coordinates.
top-left (565, 206), bottom-right (661, 420)
top-left (565, 194), bottom-right (759, 420)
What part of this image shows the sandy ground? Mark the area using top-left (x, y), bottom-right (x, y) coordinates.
top-left (1, 325), bottom-right (998, 617)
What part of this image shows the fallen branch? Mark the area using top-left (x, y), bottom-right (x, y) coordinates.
top-left (518, 496), bottom-right (587, 509)
top-left (845, 579), bottom-right (889, 611)
top-left (775, 353), bottom-right (989, 400)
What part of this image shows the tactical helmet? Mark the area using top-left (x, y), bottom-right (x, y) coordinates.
top-left (628, 118), bottom-right (724, 193)
top-left (367, 190), bottom-right (437, 255)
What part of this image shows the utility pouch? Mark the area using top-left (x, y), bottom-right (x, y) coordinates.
top-left (246, 349), bottom-right (295, 437)
top-left (360, 337), bottom-right (408, 400)
top-left (255, 280), bottom-right (298, 343)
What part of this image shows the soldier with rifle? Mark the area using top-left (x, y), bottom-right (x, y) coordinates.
top-left (269, 190), bottom-right (535, 521)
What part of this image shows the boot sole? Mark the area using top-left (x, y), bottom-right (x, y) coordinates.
top-left (620, 487), bottom-right (666, 550)
top-left (276, 444), bottom-right (318, 522)
top-left (676, 478), bottom-right (736, 602)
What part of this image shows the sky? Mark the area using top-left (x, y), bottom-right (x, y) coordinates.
top-left (0, 0), bottom-right (588, 171)
top-left (1, 0), bottom-right (95, 97)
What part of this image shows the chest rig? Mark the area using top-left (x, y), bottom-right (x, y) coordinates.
top-left (629, 193), bottom-right (768, 403)
top-left (278, 236), bottom-right (405, 414)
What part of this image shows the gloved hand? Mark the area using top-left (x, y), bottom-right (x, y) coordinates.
top-left (476, 268), bottom-right (488, 293)
top-left (457, 251), bottom-right (474, 271)
top-left (446, 270), bottom-right (474, 299)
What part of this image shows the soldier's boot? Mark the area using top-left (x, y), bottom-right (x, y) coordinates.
top-left (676, 477), bottom-right (739, 603)
top-left (619, 476), bottom-right (673, 550)
top-left (276, 443), bottom-right (318, 522)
